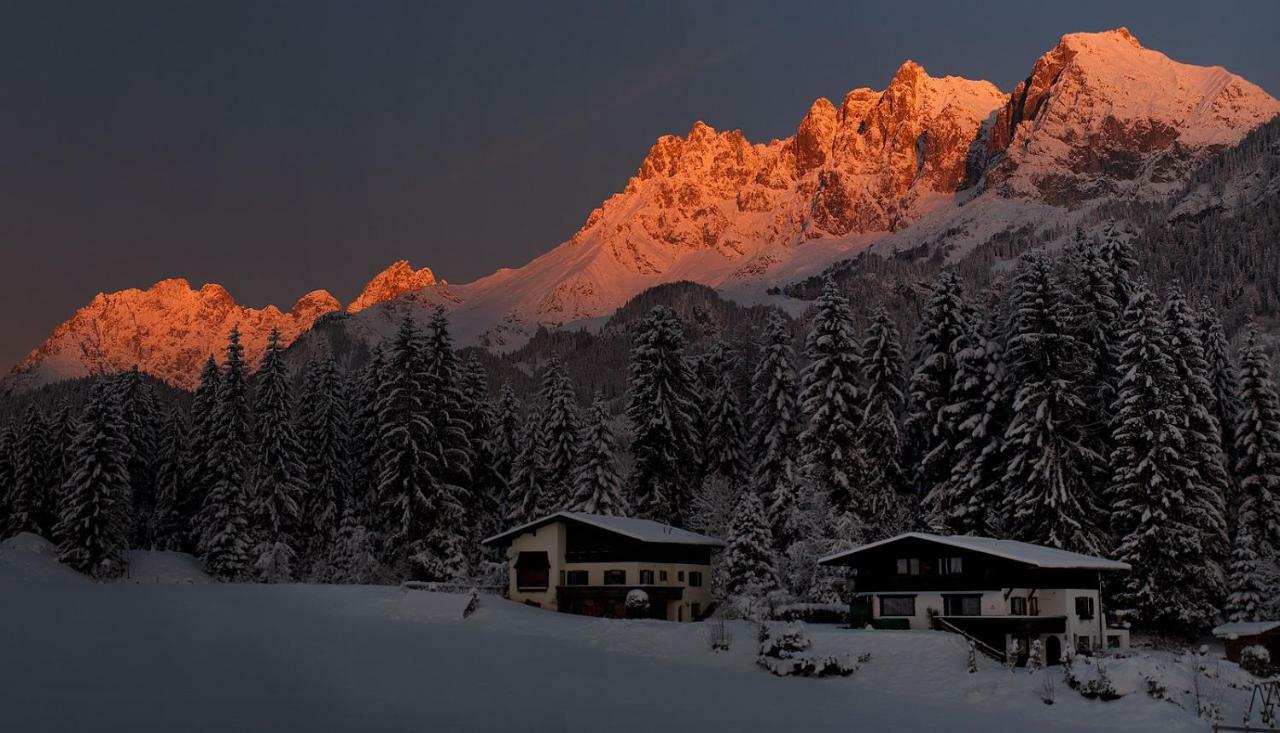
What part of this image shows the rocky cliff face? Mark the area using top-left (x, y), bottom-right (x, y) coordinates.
top-left (8, 29), bottom-right (1279, 390)
top-left (6, 279), bottom-right (341, 391)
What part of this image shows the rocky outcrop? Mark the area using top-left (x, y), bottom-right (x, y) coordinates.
top-left (346, 260), bottom-right (440, 313)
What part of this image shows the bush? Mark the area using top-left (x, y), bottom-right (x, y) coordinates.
top-left (756, 623), bottom-right (859, 678)
top-left (625, 589), bottom-right (650, 618)
top-left (1241, 645), bottom-right (1273, 677)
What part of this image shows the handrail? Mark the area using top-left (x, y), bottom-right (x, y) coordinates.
top-left (933, 616), bottom-right (1007, 664)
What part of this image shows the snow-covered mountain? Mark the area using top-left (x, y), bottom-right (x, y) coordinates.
top-left (7, 28), bottom-right (1278, 390)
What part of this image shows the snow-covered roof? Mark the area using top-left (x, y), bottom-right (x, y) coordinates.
top-left (481, 511), bottom-right (725, 547)
top-left (818, 532), bottom-right (1130, 571)
top-left (1212, 621), bottom-right (1280, 638)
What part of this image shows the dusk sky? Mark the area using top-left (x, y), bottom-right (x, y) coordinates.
top-left (2, 0), bottom-right (1277, 372)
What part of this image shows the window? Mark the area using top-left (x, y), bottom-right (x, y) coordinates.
top-left (677, 571), bottom-right (685, 582)
top-left (1076, 635), bottom-right (1092, 652)
top-left (880, 595), bottom-right (916, 617)
top-left (937, 557), bottom-right (963, 575)
top-left (564, 570), bottom-right (588, 586)
top-left (895, 558), bottom-right (921, 575)
top-left (659, 570), bottom-right (668, 582)
top-left (1029, 597), bottom-right (1039, 616)
top-left (515, 552), bottom-right (550, 590)
top-left (639, 570), bottom-right (655, 585)
top-left (1010, 597), bottom-right (1027, 615)
top-left (1107, 635), bottom-right (1122, 649)
top-left (688, 571), bottom-right (704, 588)
top-left (603, 570), bottom-right (626, 585)
top-left (1075, 596), bottom-right (1095, 619)
top-left (944, 595), bottom-right (981, 616)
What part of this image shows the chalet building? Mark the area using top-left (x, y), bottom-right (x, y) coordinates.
top-left (482, 512), bottom-right (724, 622)
top-left (819, 532), bottom-right (1131, 664)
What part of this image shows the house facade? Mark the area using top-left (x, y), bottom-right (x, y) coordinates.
top-left (819, 533), bottom-right (1131, 664)
top-left (482, 512), bottom-right (723, 622)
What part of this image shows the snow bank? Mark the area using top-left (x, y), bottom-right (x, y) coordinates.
top-left (121, 550), bottom-right (211, 584)
top-left (0, 532), bottom-right (90, 585)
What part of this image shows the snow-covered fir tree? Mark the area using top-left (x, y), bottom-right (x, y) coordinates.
top-left (54, 381), bottom-right (130, 578)
top-left (420, 306), bottom-right (472, 580)
top-left (1162, 287), bottom-right (1231, 575)
top-left (926, 309), bottom-right (1009, 536)
top-left (9, 403), bottom-right (50, 537)
top-left (1066, 242), bottom-right (1125, 451)
top-left (570, 393), bottom-right (626, 516)
top-left (701, 340), bottom-right (747, 486)
top-left (749, 311), bottom-right (802, 549)
top-left (0, 421), bottom-right (15, 534)
top-left (506, 408), bottom-right (548, 524)
top-left (182, 355), bottom-right (222, 552)
top-left (1108, 284), bottom-right (1219, 632)
top-left (999, 253), bottom-right (1105, 555)
top-left (297, 356), bottom-right (351, 565)
top-left (626, 305), bottom-right (698, 523)
top-left (721, 489), bottom-right (777, 599)
top-left (247, 329), bottom-right (307, 582)
top-left (1200, 301), bottom-right (1244, 517)
top-left (113, 366), bottom-right (160, 547)
top-left (905, 271), bottom-right (976, 497)
top-left (539, 356), bottom-right (580, 510)
top-left (350, 344), bottom-right (386, 516)
top-left (1232, 325), bottom-right (1280, 602)
top-left (151, 409), bottom-right (189, 551)
top-left (1226, 521), bottom-right (1267, 622)
top-left (327, 503), bottom-right (384, 584)
top-left (798, 277), bottom-right (866, 514)
top-left (860, 306), bottom-right (907, 496)
top-left (199, 328), bottom-right (255, 580)
top-left (375, 315), bottom-right (451, 580)
top-left (44, 399), bottom-right (77, 507)
top-left (492, 382), bottom-right (522, 492)
top-left (461, 355), bottom-right (505, 547)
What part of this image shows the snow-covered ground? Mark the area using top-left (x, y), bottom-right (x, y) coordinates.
top-left (0, 534), bottom-right (1264, 732)
top-left (0, 578), bottom-right (1262, 732)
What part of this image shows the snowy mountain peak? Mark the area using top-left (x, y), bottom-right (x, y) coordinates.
top-left (346, 260), bottom-right (440, 313)
top-left (982, 27), bottom-right (1280, 203)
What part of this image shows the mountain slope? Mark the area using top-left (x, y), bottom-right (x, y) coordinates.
top-left (6, 28), bottom-right (1278, 391)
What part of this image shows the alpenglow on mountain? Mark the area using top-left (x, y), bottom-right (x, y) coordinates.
top-left (6, 28), bottom-right (1278, 391)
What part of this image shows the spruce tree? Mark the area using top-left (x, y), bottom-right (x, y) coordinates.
top-left (420, 307), bottom-right (472, 580)
top-left (247, 329), bottom-right (307, 582)
top-left (721, 489), bottom-right (777, 599)
top-left (0, 421), bottom-right (15, 536)
top-left (861, 306), bottom-right (907, 495)
top-left (570, 393), bottom-right (626, 516)
top-left (1226, 522), bottom-right (1267, 622)
top-left (182, 355), bottom-right (222, 552)
top-left (297, 356), bottom-right (352, 563)
top-left (905, 271), bottom-right (977, 496)
top-left (1162, 287), bottom-right (1230, 577)
top-left (44, 399), bottom-right (77, 508)
top-left (1108, 285), bottom-right (1218, 631)
top-left (151, 410), bottom-right (189, 551)
top-left (539, 357), bottom-right (580, 510)
top-left (10, 404), bottom-right (50, 537)
top-left (1233, 326), bottom-right (1280, 568)
top-left (506, 408), bottom-right (548, 524)
top-left (926, 310), bottom-right (1009, 535)
top-left (54, 381), bottom-right (131, 578)
top-left (461, 355), bottom-right (505, 544)
top-left (798, 277), bottom-right (865, 514)
top-left (1200, 302), bottom-right (1244, 516)
top-left (351, 344), bottom-right (386, 516)
top-left (702, 341), bottom-right (747, 485)
top-left (114, 366), bottom-right (160, 546)
top-left (626, 306), bottom-right (698, 523)
top-left (375, 314), bottom-right (446, 579)
top-left (199, 328), bottom-right (254, 580)
top-left (1000, 254), bottom-right (1104, 555)
top-left (749, 312), bottom-right (802, 547)
top-left (492, 382), bottom-right (522, 490)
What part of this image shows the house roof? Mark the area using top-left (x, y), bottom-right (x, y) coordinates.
top-left (817, 532), bottom-right (1130, 571)
top-left (481, 511), bottom-right (726, 548)
top-left (1212, 621), bottom-right (1280, 638)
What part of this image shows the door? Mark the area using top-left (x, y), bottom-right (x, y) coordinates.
top-left (1046, 635), bottom-right (1062, 666)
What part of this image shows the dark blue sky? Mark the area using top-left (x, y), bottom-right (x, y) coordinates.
top-left (2, 0), bottom-right (1277, 371)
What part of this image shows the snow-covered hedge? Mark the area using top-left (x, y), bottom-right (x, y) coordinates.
top-left (771, 603), bottom-right (848, 624)
top-left (756, 623), bottom-right (860, 678)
